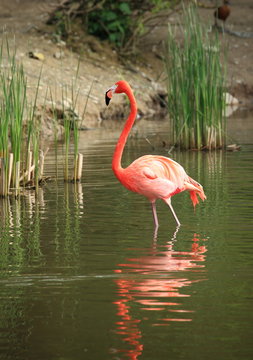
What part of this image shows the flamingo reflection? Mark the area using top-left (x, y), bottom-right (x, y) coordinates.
top-left (111, 232), bottom-right (207, 359)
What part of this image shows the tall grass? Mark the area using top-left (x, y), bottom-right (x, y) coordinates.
top-left (0, 38), bottom-right (87, 196)
top-left (164, 5), bottom-right (226, 150)
top-left (0, 43), bottom-right (27, 195)
top-left (71, 59), bottom-right (81, 182)
top-left (26, 66), bottom-right (43, 194)
top-left (62, 59), bottom-right (90, 182)
top-left (48, 87), bottom-right (60, 179)
top-left (0, 38), bottom-right (44, 196)
top-left (62, 85), bottom-right (71, 182)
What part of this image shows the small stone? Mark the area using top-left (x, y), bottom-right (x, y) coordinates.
top-left (227, 144), bottom-right (241, 151)
top-left (53, 51), bottom-right (64, 60)
top-left (28, 52), bottom-right (45, 61)
top-left (225, 93), bottom-right (239, 105)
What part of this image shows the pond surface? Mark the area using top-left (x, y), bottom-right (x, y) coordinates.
top-left (0, 116), bottom-right (253, 360)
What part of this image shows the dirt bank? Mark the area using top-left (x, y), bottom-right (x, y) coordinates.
top-left (0, 0), bottom-right (252, 141)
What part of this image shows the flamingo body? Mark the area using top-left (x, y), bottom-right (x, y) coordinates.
top-left (114, 154), bottom-right (204, 204)
top-left (105, 80), bottom-right (206, 228)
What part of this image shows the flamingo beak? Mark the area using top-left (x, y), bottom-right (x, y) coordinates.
top-left (105, 90), bottom-right (112, 106)
top-left (105, 85), bottom-right (117, 106)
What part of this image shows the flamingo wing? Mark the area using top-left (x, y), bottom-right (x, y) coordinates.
top-left (121, 155), bottom-right (185, 200)
top-left (124, 155), bottom-right (206, 206)
top-left (134, 155), bottom-right (188, 188)
top-left (142, 166), bottom-right (158, 179)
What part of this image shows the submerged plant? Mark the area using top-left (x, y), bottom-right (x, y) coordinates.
top-left (164, 5), bottom-right (226, 150)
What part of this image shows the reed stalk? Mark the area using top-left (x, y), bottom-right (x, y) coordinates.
top-left (49, 87), bottom-right (59, 179)
top-left (0, 40), bottom-right (27, 194)
top-left (8, 153), bottom-right (13, 191)
top-left (71, 61), bottom-right (80, 182)
top-left (164, 5), bottom-right (226, 150)
top-left (72, 80), bottom-right (93, 182)
top-left (62, 85), bottom-right (71, 182)
top-left (62, 59), bottom-right (92, 182)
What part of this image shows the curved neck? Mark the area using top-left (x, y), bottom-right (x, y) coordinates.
top-left (112, 87), bottom-right (137, 176)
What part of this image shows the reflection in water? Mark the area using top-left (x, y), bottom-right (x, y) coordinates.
top-left (0, 184), bottom-right (84, 273)
top-left (0, 185), bottom-right (85, 358)
top-left (0, 191), bottom-right (44, 271)
top-left (112, 232), bottom-right (207, 359)
top-left (0, 137), bottom-right (251, 360)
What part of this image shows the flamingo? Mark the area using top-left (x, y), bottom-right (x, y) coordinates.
top-left (105, 80), bottom-right (206, 228)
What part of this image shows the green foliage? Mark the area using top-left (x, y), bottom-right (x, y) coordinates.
top-left (88, 2), bottom-right (132, 48)
top-left (48, 0), bottom-right (179, 53)
top-left (87, 0), bottom-right (178, 50)
top-left (54, 10), bottom-right (71, 38)
top-left (0, 38), bottom-right (43, 195)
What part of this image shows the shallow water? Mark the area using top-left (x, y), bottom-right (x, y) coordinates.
top-left (0, 116), bottom-right (253, 360)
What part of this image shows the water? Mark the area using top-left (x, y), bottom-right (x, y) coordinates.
top-left (0, 116), bottom-right (253, 360)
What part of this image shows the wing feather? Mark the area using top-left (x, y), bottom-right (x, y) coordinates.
top-left (133, 155), bottom-right (187, 189)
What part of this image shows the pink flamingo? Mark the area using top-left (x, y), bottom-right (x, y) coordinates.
top-left (105, 80), bottom-right (206, 228)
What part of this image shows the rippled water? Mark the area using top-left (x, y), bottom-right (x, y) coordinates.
top-left (0, 117), bottom-right (252, 360)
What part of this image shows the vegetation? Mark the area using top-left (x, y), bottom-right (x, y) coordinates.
top-left (47, 0), bottom-right (179, 54)
top-left (0, 39), bottom-right (85, 197)
top-left (164, 5), bottom-right (226, 150)
top-left (60, 58), bottom-right (88, 183)
top-left (0, 42), bottom-right (48, 196)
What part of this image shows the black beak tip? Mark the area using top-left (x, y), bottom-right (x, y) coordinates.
top-left (105, 93), bottom-right (111, 106)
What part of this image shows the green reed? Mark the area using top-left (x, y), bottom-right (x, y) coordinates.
top-left (164, 5), bottom-right (226, 150)
top-left (71, 59), bottom-right (80, 182)
top-left (27, 67), bottom-right (43, 193)
top-left (62, 59), bottom-right (90, 182)
top-left (0, 43), bottom-right (27, 195)
top-left (48, 87), bottom-right (60, 178)
top-left (0, 38), bottom-right (44, 196)
top-left (73, 79), bottom-right (93, 182)
top-left (62, 85), bottom-right (71, 181)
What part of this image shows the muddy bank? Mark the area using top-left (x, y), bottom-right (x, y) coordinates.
top-left (1, 32), bottom-right (167, 139)
top-left (0, 0), bottom-right (252, 142)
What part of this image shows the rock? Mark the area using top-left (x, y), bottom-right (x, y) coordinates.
top-left (53, 51), bottom-right (64, 60)
top-left (28, 52), bottom-right (45, 61)
top-left (227, 144), bottom-right (241, 151)
top-left (225, 92), bottom-right (239, 105)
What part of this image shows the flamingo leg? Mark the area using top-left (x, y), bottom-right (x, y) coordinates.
top-left (164, 198), bottom-right (181, 227)
top-left (151, 202), bottom-right (159, 229)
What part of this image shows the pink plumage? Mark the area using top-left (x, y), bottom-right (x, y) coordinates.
top-left (105, 80), bottom-right (206, 228)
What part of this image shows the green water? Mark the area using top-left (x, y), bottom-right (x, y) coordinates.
top-left (0, 119), bottom-right (252, 360)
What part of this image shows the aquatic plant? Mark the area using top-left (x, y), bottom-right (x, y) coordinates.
top-left (73, 80), bottom-right (93, 182)
top-left (71, 59), bottom-right (81, 182)
top-left (62, 85), bottom-right (71, 182)
top-left (0, 39), bottom-right (45, 196)
top-left (164, 5), bottom-right (226, 150)
top-left (62, 59), bottom-right (91, 183)
top-left (0, 43), bottom-right (27, 195)
top-left (0, 38), bottom-right (87, 197)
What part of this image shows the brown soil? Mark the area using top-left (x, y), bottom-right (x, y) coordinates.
top-left (0, 0), bottom-right (252, 139)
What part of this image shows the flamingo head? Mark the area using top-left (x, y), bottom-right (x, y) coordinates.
top-left (105, 80), bottom-right (130, 106)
